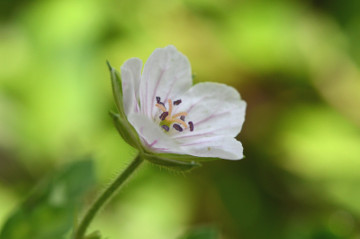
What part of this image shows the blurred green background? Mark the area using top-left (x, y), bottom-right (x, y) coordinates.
top-left (1, 0), bottom-right (360, 238)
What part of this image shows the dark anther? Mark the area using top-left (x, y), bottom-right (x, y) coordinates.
top-left (180, 115), bottom-right (185, 121)
top-left (189, 121), bottom-right (194, 132)
top-left (173, 124), bottom-right (183, 132)
top-left (161, 125), bottom-right (170, 132)
top-left (159, 112), bottom-right (169, 120)
top-left (173, 99), bottom-right (182, 105)
top-left (156, 96), bottom-right (165, 107)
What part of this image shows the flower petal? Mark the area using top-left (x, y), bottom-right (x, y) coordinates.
top-left (179, 136), bottom-right (244, 160)
top-left (172, 82), bottom-right (246, 140)
top-left (139, 45), bottom-right (192, 118)
top-left (127, 113), bottom-right (181, 153)
top-left (121, 58), bottom-right (142, 115)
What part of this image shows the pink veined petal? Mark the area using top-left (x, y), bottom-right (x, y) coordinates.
top-left (179, 136), bottom-right (244, 160)
top-left (171, 82), bottom-right (246, 139)
top-left (139, 45), bottom-right (192, 119)
top-left (127, 113), bottom-right (181, 153)
top-left (121, 58), bottom-right (142, 115)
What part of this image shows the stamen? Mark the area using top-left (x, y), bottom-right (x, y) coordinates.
top-left (189, 121), bottom-right (194, 132)
top-left (161, 125), bottom-right (169, 132)
top-left (171, 118), bottom-right (188, 128)
top-left (167, 99), bottom-right (173, 116)
top-left (159, 112), bottom-right (169, 121)
top-left (155, 103), bottom-right (167, 112)
top-left (173, 124), bottom-right (183, 132)
top-left (172, 112), bottom-right (188, 119)
top-left (156, 96), bottom-right (165, 107)
top-left (173, 99), bottom-right (182, 105)
top-left (155, 98), bottom-right (193, 134)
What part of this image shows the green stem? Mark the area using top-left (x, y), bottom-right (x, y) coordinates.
top-left (75, 154), bottom-right (143, 239)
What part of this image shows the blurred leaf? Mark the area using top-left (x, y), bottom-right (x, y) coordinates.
top-left (179, 226), bottom-right (219, 239)
top-left (0, 159), bottom-right (96, 239)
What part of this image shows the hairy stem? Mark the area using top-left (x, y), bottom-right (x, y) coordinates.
top-left (75, 154), bottom-right (143, 239)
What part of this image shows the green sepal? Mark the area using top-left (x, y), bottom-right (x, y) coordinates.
top-left (148, 153), bottom-right (219, 162)
top-left (84, 231), bottom-right (102, 239)
top-left (142, 152), bottom-right (201, 171)
top-left (109, 111), bottom-right (141, 149)
top-left (107, 61), bottom-right (126, 119)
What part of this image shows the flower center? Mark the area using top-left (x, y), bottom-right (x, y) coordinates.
top-left (155, 96), bottom-right (194, 132)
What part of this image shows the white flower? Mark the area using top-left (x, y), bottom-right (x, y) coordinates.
top-left (115, 46), bottom-right (246, 161)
